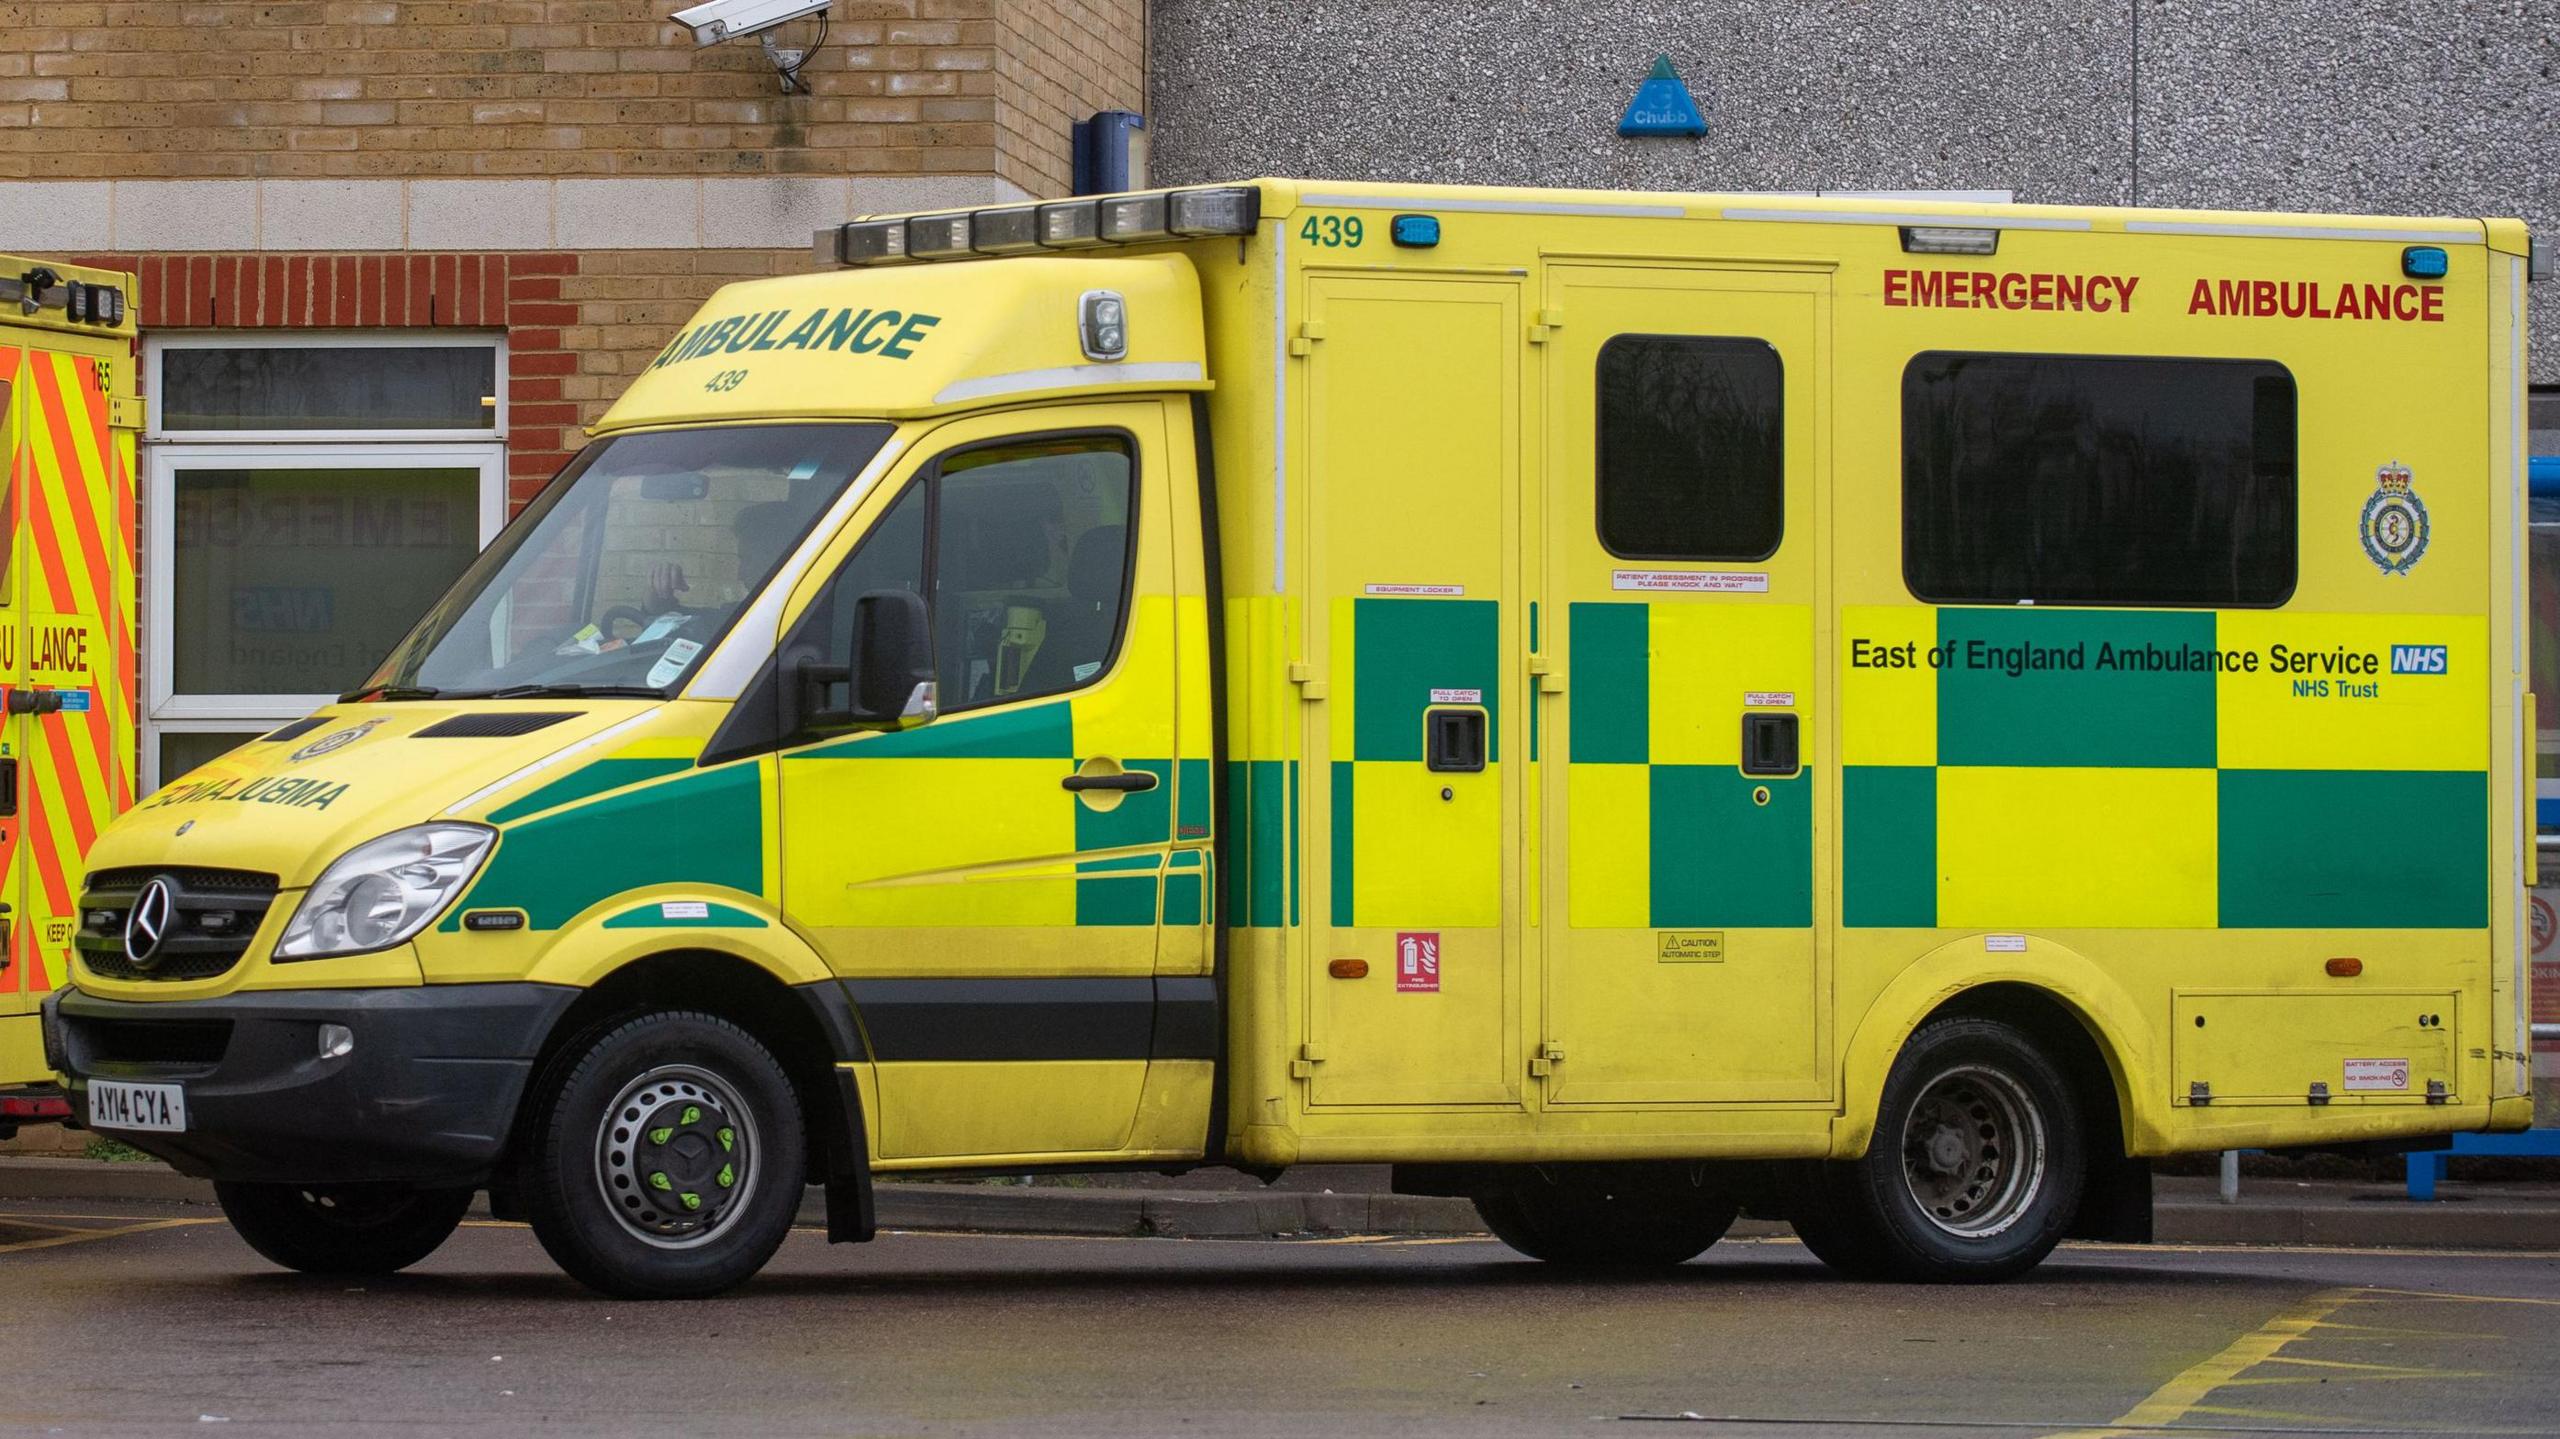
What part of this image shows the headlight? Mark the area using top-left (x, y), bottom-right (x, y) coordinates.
top-left (273, 823), bottom-right (496, 961)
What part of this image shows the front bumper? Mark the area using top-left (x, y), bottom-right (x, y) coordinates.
top-left (47, 983), bottom-right (578, 1186)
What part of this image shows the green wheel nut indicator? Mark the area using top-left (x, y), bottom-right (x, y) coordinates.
top-left (717, 1163), bottom-right (735, 1188)
top-left (649, 1171), bottom-right (672, 1191)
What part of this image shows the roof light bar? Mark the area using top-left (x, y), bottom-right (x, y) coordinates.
top-left (1038, 199), bottom-right (1105, 248)
top-left (1099, 193), bottom-right (1173, 243)
top-left (907, 212), bottom-right (973, 261)
top-left (971, 205), bottom-right (1043, 255)
top-left (1900, 225), bottom-right (1999, 256)
top-left (1168, 186), bottom-right (1259, 236)
top-left (816, 187), bottom-right (1266, 269)
top-left (839, 218), bottom-right (909, 266)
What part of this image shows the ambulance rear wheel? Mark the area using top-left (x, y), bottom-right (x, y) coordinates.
top-left (522, 1010), bottom-right (805, 1300)
top-left (214, 1181), bottom-right (471, 1276)
top-left (1475, 1178), bottom-right (1738, 1268)
top-left (1795, 1017), bottom-right (2084, 1283)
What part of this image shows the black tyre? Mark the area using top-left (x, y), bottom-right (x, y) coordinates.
top-left (1793, 1017), bottom-right (2084, 1283)
top-left (1475, 1175), bottom-right (1739, 1268)
top-left (522, 1010), bottom-right (806, 1300)
top-left (214, 1181), bottom-right (471, 1276)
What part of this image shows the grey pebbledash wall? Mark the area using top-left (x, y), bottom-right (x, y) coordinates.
top-left (1147, 0), bottom-right (2560, 379)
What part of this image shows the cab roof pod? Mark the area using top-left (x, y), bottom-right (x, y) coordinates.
top-left (591, 251), bottom-right (1209, 433)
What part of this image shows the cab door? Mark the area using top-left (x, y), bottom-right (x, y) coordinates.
top-left (0, 340), bottom-right (133, 1083)
top-left (777, 400), bottom-right (1196, 1163)
top-left (1539, 264), bottom-right (1830, 1105)
top-left (1301, 273), bottom-right (1527, 1108)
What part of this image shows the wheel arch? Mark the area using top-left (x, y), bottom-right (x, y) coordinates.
top-left (495, 946), bottom-right (874, 1242)
top-left (1833, 938), bottom-right (2169, 1164)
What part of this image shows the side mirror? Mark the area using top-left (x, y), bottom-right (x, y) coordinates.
top-left (797, 588), bottom-right (934, 732)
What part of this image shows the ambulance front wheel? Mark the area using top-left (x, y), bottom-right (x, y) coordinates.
top-left (521, 1010), bottom-right (806, 1300)
top-left (1791, 1017), bottom-right (2085, 1283)
top-left (214, 1181), bottom-right (472, 1276)
top-left (1474, 1177), bottom-right (1739, 1268)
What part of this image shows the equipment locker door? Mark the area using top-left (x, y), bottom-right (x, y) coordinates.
top-left (1301, 273), bottom-right (1527, 1108)
top-left (1538, 265), bottom-right (1830, 1105)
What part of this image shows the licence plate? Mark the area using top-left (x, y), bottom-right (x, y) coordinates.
top-left (88, 1080), bottom-right (186, 1133)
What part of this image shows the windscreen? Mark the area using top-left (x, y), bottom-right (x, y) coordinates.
top-left (357, 423), bottom-right (892, 700)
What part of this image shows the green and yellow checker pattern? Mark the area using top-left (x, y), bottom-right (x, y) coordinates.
top-left (1842, 606), bottom-right (2490, 930)
top-left (1328, 596), bottom-right (1502, 929)
top-left (780, 696), bottom-right (1209, 929)
top-left (1565, 601), bottom-right (1816, 929)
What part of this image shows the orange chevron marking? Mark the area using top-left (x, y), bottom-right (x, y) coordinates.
top-left (38, 358), bottom-right (123, 809)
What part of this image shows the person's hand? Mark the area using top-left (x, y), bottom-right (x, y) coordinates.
top-left (647, 562), bottom-right (689, 611)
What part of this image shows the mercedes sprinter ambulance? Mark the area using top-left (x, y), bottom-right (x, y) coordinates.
top-left (49, 182), bottom-right (2536, 1298)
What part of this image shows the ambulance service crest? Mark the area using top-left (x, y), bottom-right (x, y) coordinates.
top-left (2359, 461), bottom-right (2429, 576)
top-left (289, 717), bottom-right (386, 763)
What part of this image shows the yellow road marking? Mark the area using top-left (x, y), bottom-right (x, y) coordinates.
top-left (2070, 1239), bottom-right (2560, 1261)
top-left (2044, 1286), bottom-right (2363, 1439)
top-left (0, 1211), bottom-right (216, 1223)
top-left (2182, 1403), bottom-right (2374, 1425)
top-left (2356, 1287), bottom-right (2560, 1308)
top-left (2317, 1319), bottom-right (2506, 1340)
top-left (2254, 1354), bottom-right (2482, 1379)
top-left (0, 1218), bottom-right (215, 1255)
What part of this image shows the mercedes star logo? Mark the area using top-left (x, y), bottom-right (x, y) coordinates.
top-left (124, 878), bottom-right (174, 970)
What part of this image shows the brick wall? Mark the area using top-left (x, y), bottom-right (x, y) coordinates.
top-left (993, 1), bottom-right (1147, 196)
top-left (1, 0), bottom-right (1142, 197)
top-left (67, 246), bottom-right (800, 507)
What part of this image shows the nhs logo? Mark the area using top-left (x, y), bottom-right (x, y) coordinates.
top-left (2390, 644), bottom-right (2449, 675)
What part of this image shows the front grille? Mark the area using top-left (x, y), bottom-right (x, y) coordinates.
top-left (76, 866), bottom-right (280, 984)
top-left (73, 1018), bottom-right (231, 1067)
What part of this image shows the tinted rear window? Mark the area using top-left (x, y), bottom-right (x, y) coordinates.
top-left (1902, 352), bottom-right (2298, 607)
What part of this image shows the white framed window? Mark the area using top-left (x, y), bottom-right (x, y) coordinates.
top-left (148, 332), bottom-right (506, 442)
top-left (142, 334), bottom-right (509, 790)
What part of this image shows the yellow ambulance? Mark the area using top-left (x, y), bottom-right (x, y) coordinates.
top-left (0, 255), bottom-right (137, 1128)
top-left (48, 182), bottom-right (2535, 1298)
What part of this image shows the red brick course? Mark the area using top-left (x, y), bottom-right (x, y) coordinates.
top-left (69, 248), bottom-right (590, 507)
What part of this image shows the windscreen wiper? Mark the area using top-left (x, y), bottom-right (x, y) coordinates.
top-left (463, 683), bottom-right (668, 700)
top-left (340, 684), bottom-right (442, 702)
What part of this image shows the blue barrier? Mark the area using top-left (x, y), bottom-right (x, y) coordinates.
top-left (2404, 1129), bottom-right (2560, 1199)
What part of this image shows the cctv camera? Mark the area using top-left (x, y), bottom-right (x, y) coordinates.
top-left (670, 0), bottom-right (829, 45)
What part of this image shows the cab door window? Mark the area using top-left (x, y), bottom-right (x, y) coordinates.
top-left (810, 433), bottom-right (1135, 715)
top-left (931, 436), bottom-right (1135, 709)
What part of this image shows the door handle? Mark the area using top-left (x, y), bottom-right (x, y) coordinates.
top-left (0, 757), bottom-right (18, 817)
top-left (1741, 712), bottom-right (1799, 777)
top-left (1061, 770), bottom-right (1158, 793)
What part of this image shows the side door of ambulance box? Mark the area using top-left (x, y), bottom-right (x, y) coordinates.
top-left (1538, 263), bottom-right (1831, 1105)
top-left (1297, 271), bottom-right (1529, 1110)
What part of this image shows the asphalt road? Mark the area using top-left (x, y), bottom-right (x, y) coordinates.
top-left (2, 1200), bottom-right (2557, 1438)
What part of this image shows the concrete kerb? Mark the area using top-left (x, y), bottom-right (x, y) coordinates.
top-left (5, 1157), bottom-right (2558, 1249)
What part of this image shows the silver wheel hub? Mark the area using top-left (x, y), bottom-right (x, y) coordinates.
top-left (593, 1064), bottom-right (759, 1249)
top-left (1899, 1063), bottom-right (2047, 1240)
